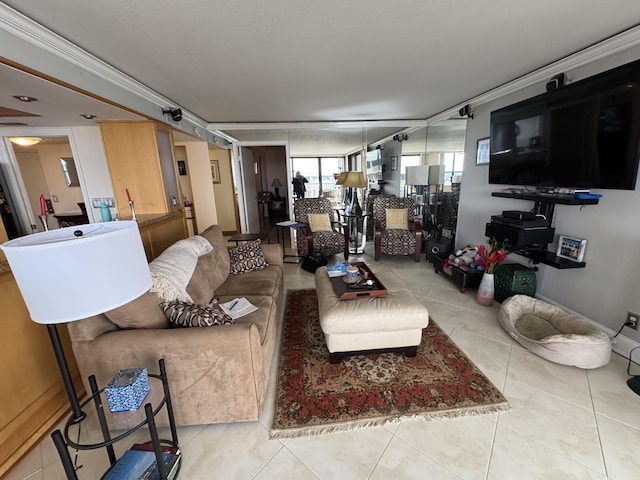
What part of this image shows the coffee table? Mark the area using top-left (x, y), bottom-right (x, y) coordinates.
top-left (315, 263), bottom-right (429, 363)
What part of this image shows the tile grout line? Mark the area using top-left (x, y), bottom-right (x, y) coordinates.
top-left (586, 370), bottom-right (610, 479)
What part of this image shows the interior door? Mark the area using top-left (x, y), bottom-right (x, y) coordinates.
top-left (239, 146), bottom-right (260, 232)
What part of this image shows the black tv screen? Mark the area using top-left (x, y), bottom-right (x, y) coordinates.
top-left (489, 58), bottom-right (640, 190)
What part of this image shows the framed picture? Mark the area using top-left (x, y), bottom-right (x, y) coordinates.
top-left (476, 137), bottom-right (490, 165)
top-left (556, 235), bottom-right (587, 262)
top-left (177, 160), bottom-right (187, 176)
top-left (210, 160), bottom-right (221, 184)
top-left (390, 156), bottom-right (398, 171)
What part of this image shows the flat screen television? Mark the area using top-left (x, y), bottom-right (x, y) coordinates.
top-left (489, 58), bottom-right (640, 190)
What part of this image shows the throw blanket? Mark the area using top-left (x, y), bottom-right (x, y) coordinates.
top-left (149, 235), bottom-right (212, 302)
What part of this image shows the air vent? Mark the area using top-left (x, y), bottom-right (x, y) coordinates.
top-left (0, 122), bottom-right (29, 126)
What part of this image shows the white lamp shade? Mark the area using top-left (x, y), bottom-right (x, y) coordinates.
top-left (1, 221), bottom-right (151, 324)
top-left (405, 165), bottom-right (430, 185)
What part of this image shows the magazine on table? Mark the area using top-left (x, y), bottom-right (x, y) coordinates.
top-left (220, 297), bottom-right (258, 319)
top-left (326, 262), bottom-right (347, 277)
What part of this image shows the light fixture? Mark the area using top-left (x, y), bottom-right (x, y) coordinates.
top-left (271, 178), bottom-right (283, 198)
top-left (342, 171), bottom-right (367, 215)
top-left (1, 222), bottom-right (152, 422)
top-left (12, 95), bottom-right (38, 102)
top-left (393, 134), bottom-right (409, 142)
top-left (9, 137), bottom-right (42, 146)
top-left (80, 114), bottom-right (97, 119)
top-left (458, 104), bottom-right (474, 119)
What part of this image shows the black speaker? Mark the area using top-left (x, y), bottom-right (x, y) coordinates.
top-left (426, 239), bottom-right (452, 263)
top-left (163, 107), bottom-right (183, 122)
top-left (546, 73), bottom-right (566, 92)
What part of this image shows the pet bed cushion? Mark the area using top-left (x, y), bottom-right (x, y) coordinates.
top-left (499, 295), bottom-right (610, 369)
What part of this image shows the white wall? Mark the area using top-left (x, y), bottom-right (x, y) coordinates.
top-left (456, 47), bottom-right (640, 343)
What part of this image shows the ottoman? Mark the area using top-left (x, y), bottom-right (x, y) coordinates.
top-left (315, 266), bottom-right (429, 363)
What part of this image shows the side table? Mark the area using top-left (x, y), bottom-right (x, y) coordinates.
top-left (51, 358), bottom-right (180, 480)
top-left (433, 254), bottom-right (482, 293)
top-left (343, 213), bottom-right (369, 254)
top-left (275, 221), bottom-right (306, 263)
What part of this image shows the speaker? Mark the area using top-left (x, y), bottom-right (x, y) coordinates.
top-left (546, 73), bottom-right (566, 92)
top-left (428, 165), bottom-right (445, 185)
top-left (163, 107), bottom-right (183, 122)
top-left (426, 238), bottom-right (452, 263)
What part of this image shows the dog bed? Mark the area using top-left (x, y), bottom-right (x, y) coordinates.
top-left (499, 295), bottom-right (611, 369)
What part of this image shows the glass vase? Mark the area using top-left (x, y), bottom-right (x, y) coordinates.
top-left (476, 272), bottom-right (495, 306)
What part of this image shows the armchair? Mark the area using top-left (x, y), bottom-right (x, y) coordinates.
top-left (293, 197), bottom-right (349, 260)
top-left (373, 196), bottom-right (422, 262)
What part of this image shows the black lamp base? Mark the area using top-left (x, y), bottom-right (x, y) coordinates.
top-left (628, 376), bottom-right (640, 395)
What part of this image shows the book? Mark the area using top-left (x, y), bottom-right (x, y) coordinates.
top-left (101, 450), bottom-right (180, 480)
top-left (146, 452), bottom-right (180, 480)
top-left (130, 443), bottom-right (180, 455)
top-left (220, 297), bottom-right (258, 319)
top-left (101, 449), bottom-right (156, 480)
top-left (326, 262), bottom-right (347, 277)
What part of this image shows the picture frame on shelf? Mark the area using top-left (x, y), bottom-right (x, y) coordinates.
top-left (177, 160), bottom-right (187, 176)
top-left (210, 160), bottom-right (221, 183)
top-left (476, 137), bottom-right (490, 165)
top-left (556, 235), bottom-right (587, 262)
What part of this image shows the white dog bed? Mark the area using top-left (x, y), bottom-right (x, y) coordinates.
top-left (499, 295), bottom-right (611, 369)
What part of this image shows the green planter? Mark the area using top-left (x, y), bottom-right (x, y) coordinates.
top-left (494, 263), bottom-right (536, 303)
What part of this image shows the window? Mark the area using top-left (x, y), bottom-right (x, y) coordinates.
top-left (291, 157), bottom-right (345, 199)
top-left (442, 152), bottom-right (464, 186)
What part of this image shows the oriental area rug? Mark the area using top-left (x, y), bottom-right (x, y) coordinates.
top-left (270, 289), bottom-right (511, 439)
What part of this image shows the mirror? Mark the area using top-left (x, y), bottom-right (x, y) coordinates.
top-left (60, 157), bottom-right (80, 187)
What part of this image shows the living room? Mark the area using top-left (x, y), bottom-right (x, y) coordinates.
top-left (2, 1), bottom-right (640, 479)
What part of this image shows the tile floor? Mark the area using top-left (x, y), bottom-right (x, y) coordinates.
top-left (7, 251), bottom-right (640, 480)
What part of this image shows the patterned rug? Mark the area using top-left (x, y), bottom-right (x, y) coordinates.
top-left (270, 289), bottom-right (511, 439)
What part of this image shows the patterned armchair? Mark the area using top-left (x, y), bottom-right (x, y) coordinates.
top-left (373, 196), bottom-right (422, 262)
top-left (365, 193), bottom-right (395, 238)
top-left (293, 197), bottom-right (349, 260)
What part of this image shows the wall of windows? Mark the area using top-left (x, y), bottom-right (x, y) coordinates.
top-left (291, 157), bottom-right (344, 201)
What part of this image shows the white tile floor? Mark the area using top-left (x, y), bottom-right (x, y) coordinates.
top-left (7, 251), bottom-right (640, 480)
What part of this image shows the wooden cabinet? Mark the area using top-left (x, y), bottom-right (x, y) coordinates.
top-left (137, 213), bottom-right (187, 261)
top-left (0, 270), bottom-right (84, 477)
top-left (99, 121), bottom-right (182, 217)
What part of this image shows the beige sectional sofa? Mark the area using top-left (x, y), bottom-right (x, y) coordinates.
top-left (67, 225), bottom-right (284, 427)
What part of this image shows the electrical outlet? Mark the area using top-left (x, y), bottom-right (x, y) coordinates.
top-left (627, 311), bottom-right (640, 330)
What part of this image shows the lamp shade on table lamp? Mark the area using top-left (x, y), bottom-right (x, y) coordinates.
top-left (405, 165), bottom-right (430, 186)
top-left (342, 171), bottom-right (367, 215)
top-left (1, 221), bottom-right (152, 420)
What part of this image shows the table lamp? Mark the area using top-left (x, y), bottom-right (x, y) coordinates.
top-left (342, 171), bottom-right (367, 215)
top-left (271, 178), bottom-right (282, 198)
top-left (1, 221), bottom-right (152, 422)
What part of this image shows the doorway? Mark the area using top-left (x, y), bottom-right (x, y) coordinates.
top-left (0, 131), bottom-right (89, 238)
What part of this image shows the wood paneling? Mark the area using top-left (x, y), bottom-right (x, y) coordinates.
top-left (0, 271), bottom-right (84, 477)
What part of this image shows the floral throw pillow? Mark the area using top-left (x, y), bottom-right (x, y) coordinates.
top-left (229, 239), bottom-right (269, 275)
top-left (160, 300), bottom-right (234, 327)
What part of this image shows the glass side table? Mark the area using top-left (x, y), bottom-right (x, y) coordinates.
top-left (51, 358), bottom-right (180, 480)
top-left (343, 213), bottom-right (369, 254)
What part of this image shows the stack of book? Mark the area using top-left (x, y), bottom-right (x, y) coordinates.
top-left (327, 262), bottom-right (347, 277)
top-left (102, 443), bottom-right (180, 480)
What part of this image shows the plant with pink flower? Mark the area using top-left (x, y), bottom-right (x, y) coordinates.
top-left (477, 238), bottom-right (508, 273)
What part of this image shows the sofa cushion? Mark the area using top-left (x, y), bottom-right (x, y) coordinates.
top-left (229, 240), bottom-right (269, 275)
top-left (219, 295), bottom-right (274, 343)
top-left (187, 225), bottom-right (231, 300)
top-left (161, 300), bottom-right (234, 327)
top-left (105, 291), bottom-right (170, 329)
top-left (215, 264), bottom-right (281, 298)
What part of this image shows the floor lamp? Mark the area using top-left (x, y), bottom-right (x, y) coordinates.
top-left (342, 171), bottom-right (367, 215)
top-left (1, 221), bottom-right (152, 423)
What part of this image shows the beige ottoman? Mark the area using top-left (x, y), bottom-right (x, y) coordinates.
top-left (315, 266), bottom-right (429, 363)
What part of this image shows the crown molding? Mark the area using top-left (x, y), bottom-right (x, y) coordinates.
top-left (0, 4), bottom-right (208, 130)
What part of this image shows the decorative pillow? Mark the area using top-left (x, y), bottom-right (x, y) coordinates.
top-left (160, 300), bottom-right (234, 327)
top-left (307, 213), bottom-right (332, 232)
top-left (229, 239), bottom-right (269, 275)
top-left (386, 208), bottom-right (408, 230)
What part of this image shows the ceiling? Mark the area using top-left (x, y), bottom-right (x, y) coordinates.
top-left (1, 1), bottom-right (640, 155)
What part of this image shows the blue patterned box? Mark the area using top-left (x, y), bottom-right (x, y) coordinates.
top-left (104, 368), bottom-right (150, 412)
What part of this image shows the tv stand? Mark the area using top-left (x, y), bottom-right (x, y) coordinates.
top-left (488, 192), bottom-right (599, 269)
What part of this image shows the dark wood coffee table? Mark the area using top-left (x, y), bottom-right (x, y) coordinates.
top-left (328, 262), bottom-right (388, 300)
